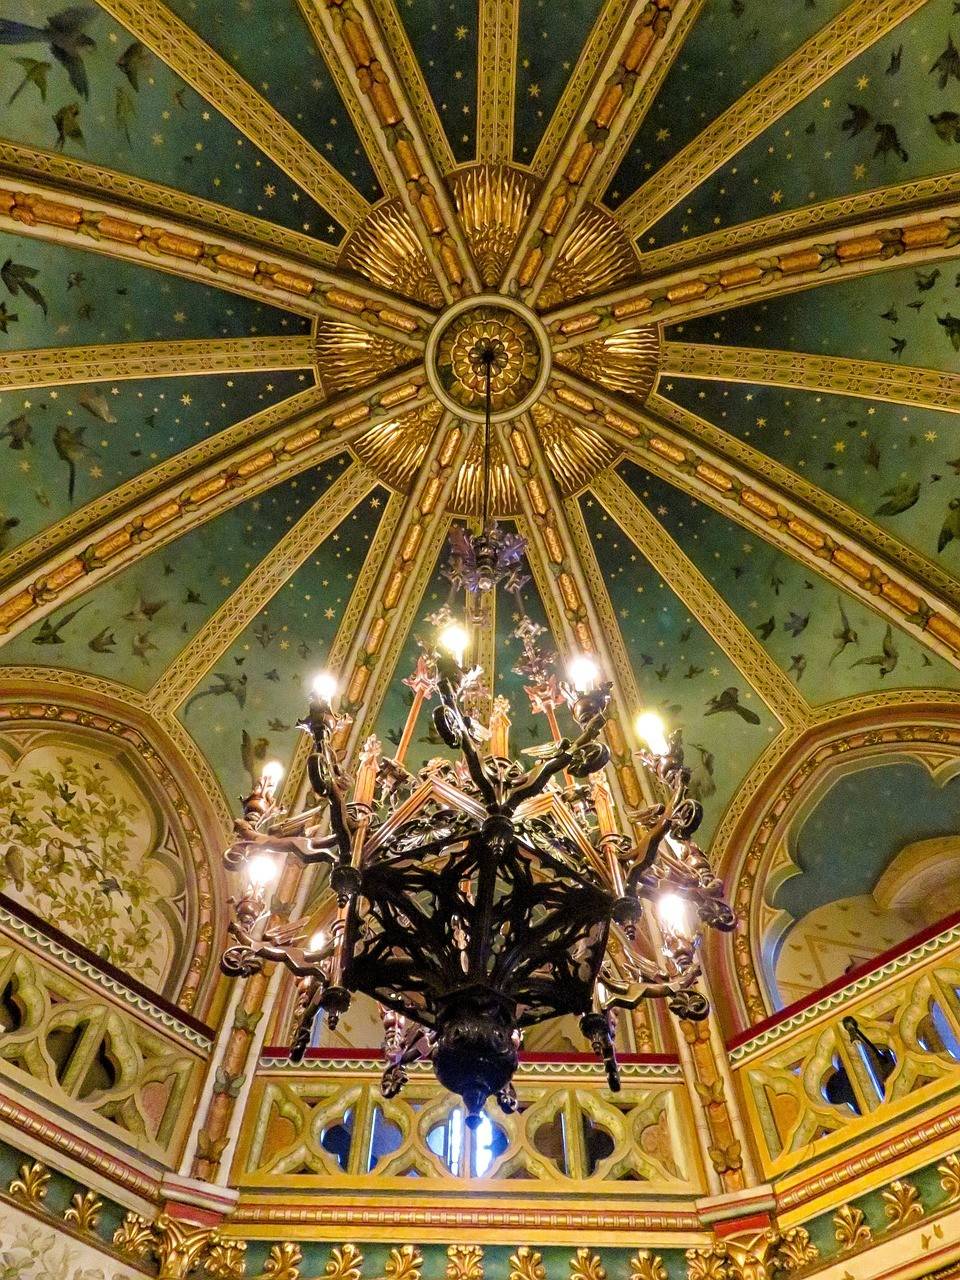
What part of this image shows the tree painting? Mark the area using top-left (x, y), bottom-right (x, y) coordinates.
top-left (0, 751), bottom-right (162, 984)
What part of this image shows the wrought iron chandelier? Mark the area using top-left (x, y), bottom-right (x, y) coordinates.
top-left (219, 343), bottom-right (734, 1126)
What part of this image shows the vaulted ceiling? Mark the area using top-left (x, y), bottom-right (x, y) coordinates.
top-left (2, 0), bottom-right (960, 872)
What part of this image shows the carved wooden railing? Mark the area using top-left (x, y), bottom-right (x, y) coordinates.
top-left (234, 1048), bottom-right (706, 1202)
top-left (730, 912), bottom-right (960, 1183)
top-left (0, 893), bottom-right (211, 1166)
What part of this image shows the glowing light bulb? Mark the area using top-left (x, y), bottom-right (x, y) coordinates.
top-left (308, 930), bottom-right (326, 954)
top-left (247, 853), bottom-right (280, 890)
top-left (438, 621), bottom-right (468, 667)
top-left (636, 710), bottom-right (669, 756)
top-left (311, 669), bottom-right (338, 703)
top-left (656, 892), bottom-right (690, 938)
top-left (260, 760), bottom-right (285, 790)
top-left (567, 653), bottom-right (600, 692)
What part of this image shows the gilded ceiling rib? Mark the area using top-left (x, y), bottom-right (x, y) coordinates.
top-left (587, 0), bottom-right (705, 207)
top-left (500, 0), bottom-right (700, 307)
top-left (589, 469), bottom-right (810, 729)
top-left (476, 0), bottom-right (519, 164)
top-left (0, 140), bottom-right (341, 268)
top-left (497, 413), bottom-right (657, 818)
top-left (0, 177), bottom-right (431, 343)
top-left (546, 372), bottom-right (960, 668)
top-left (294, 0), bottom-right (398, 197)
top-left (0, 369), bottom-right (430, 643)
top-left (661, 343), bottom-right (960, 416)
top-left (545, 198), bottom-right (960, 349)
top-left (147, 463), bottom-right (375, 716)
top-left (0, 338), bottom-right (316, 393)
top-left (529, 0), bottom-right (634, 178)
top-left (367, 0), bottom-right (457, 175)
top-left (341, 414), bottom-right (474, 751)
top-left (634, 171), bottom-right (960, 278)
top-left (94, 0), bottom-right (369, 232)
top-left (616, 0), bottom-right (927, 238)
top-left (310, 0), bottom-right (480, 300)
top-left (276, 489), bottom-right (408, 809)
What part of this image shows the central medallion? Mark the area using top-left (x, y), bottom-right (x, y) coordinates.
top-left (426, 293), bottom-right (551, 423)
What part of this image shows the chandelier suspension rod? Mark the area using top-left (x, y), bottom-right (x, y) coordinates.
top-left (481, 346), bottom-right (493, 532)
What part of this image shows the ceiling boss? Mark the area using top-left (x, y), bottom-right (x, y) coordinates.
top-left (219, 327), bottom-right (734, 1125)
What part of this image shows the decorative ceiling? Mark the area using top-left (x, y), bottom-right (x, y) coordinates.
top-left (1, 0), bottom-right (960, 889)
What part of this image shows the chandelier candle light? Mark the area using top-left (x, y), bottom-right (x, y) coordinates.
top-left (219, 340), bottom-right (734, 1126)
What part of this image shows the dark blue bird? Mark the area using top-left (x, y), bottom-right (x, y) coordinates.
top-left (0, 7), bottom-right (96, 98)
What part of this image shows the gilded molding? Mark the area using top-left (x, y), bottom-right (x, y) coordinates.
top-left (630, 1252), bottom-right (668, 1280)
top-left (477, 0), bottom-right (519, 164)
top-left (546, 374), bottom-right (960, 667)
top-left (314, 0), bottom-right (479, 299)
top-left (367, 0), bottom-right (457, 175)
top-left (0, 337), bottom-right (316, 393)
top-left (0, 370), bottom-right (429, 643)
top-left (295, 0), bottom-right (398, 197)
top-left (256, 1243), bottom-right (303, 1280)
top-left (0, 140), bottom-right (340, 267)
top-left (95, 0), bottom-right (368, 230)
top-left (589, 468), bottom-right (809, 729)
top-left (617, 0), bottom-right (926, 236)
top-left (636, 171), bottom-right (960, 277)
top-left (0, 178), bottom-right (431, 339)
top-left (940, 1153), bottom-right (960, 1204)
top-left (502, 0), bottom-right (698, 305)
top-left (589, 0), bottom-right (706, 205)
top-left (660, 342), bottom-right (960, 415)
top-left (531, 0), bottom-right (634, 177)
top-left (546, 204), bottom-right (960, 347)
top-left (8, 1160), bottom-right (50, 1204)
top-left (499, 413), bottom-right (659, 824)
top-left (324, 1243), bottom-right (364, 1280)
top-left (63, 1189), bottom-right (103, 1234)
top-left (570, 1249), bottom-right (606, 1280)
top-left (834, 1203), bottom-right (873, 1251)
top-left (509, 1248), bottom-right (546, 1280)
top-left (149, 462), bottom-right (375, 712)
top-left (882, 1179), bottom-right (925, 1230)
top-left (447, 1245), bottom-right (485, 1280)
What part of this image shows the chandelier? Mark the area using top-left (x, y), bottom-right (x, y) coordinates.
top-left (219, 343), bottom-right (734, 1127)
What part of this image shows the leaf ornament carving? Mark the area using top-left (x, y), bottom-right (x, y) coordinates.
top-left (510, 1247), bottom-right (547, 1280)
top-left (325, 1244), bottom-right (365, 1280)
top-left (446, 1247), bottom-right (484, 1280)
top-left (833, 1204), bottom-right (873, 1251)
top-left (570, 1249), bottom-right (606, 1280)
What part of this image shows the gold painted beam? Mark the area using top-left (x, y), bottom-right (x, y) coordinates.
top-left (95, 0), bottom-right (369, 231)
top-left (587, 0), bottom-right (705, 206)
top-left (660, 342), bottom-right (960, 415)
top-left (294, 0), bottom-right (398, 197)
top-left (500, 0), bottom-right (700, 305)
top-left (530, 0), bottom-right (633, 177)
top-left (309, 0), bottom-right (480, 300)
top-left (497, 412), bottom-right (657, 816)
top-left (0, 366), bottom-right (430, 643)
top-left (340, 412), bottom-right (474, 751)
top-left (546, 372), bottom-right (960, 667)
top-left (476, 0), bottom-right (519, 164)
top-left (546, 197), bottom-right (960, 348)
top-left (633, 170), bottom-right (960, 278)
top-left (590, 469), bottom-right (809, 728)
top-left (148, 463), bottom-right (375, 714)
top-left (616, 0), bottom-right (926, 237)
top-left (0, 140), bottom-right (339, 267)
top-left (0, 338), bottom-right (316, 393)
top-left (0, 176), bottom-right (432, 343)
top-left (367, 0), bottom-right (457, 175)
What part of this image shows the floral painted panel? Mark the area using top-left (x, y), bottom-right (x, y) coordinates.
top-left (0, 1199), bottom-right (139, 1279)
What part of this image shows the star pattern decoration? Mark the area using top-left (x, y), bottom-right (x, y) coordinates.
top-left (0, 0), bottom-right (958, 877)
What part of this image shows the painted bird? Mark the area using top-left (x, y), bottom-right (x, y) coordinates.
top-left (937, 497), bottom-right (960, 553)
top-left (783, 611), bottom-right (809, 637)
top-left (32, 603), bottom-right (87, 644)
top-left (123, 595), bottom-right (165, 623)
top-left (87, 626), bottom-right (115, 653)
top-left (53, 422), bottom-right (86, 501)
top-left (852, 624), bottom-right (899, 677)
top-left (0, 512), bottom-right (19, 551)
top-left (1, 413), bottom-right (32, 449)
top-left (830, 599), bottom-right (859, 662)
top-left (755, 616), bottom-right (776, 640)
top-left (184, 672), bottom-right (248, 714)
top-left (116, 39), bottom-right (149, 89)
top-left (788, 653), bottom-right (807, 682)
top-left (78, 389), bottom-right (117, 423)
top-left (131, 632), bottom-right (157, 663)
top-left (0, 6), bottom-right (97, 98)
top-left (53, 101), bottom-right (83, 149)
top-left (705, 687), bottom-right (761, 725)
top-left (874, 478), bottom-right (920, 516)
